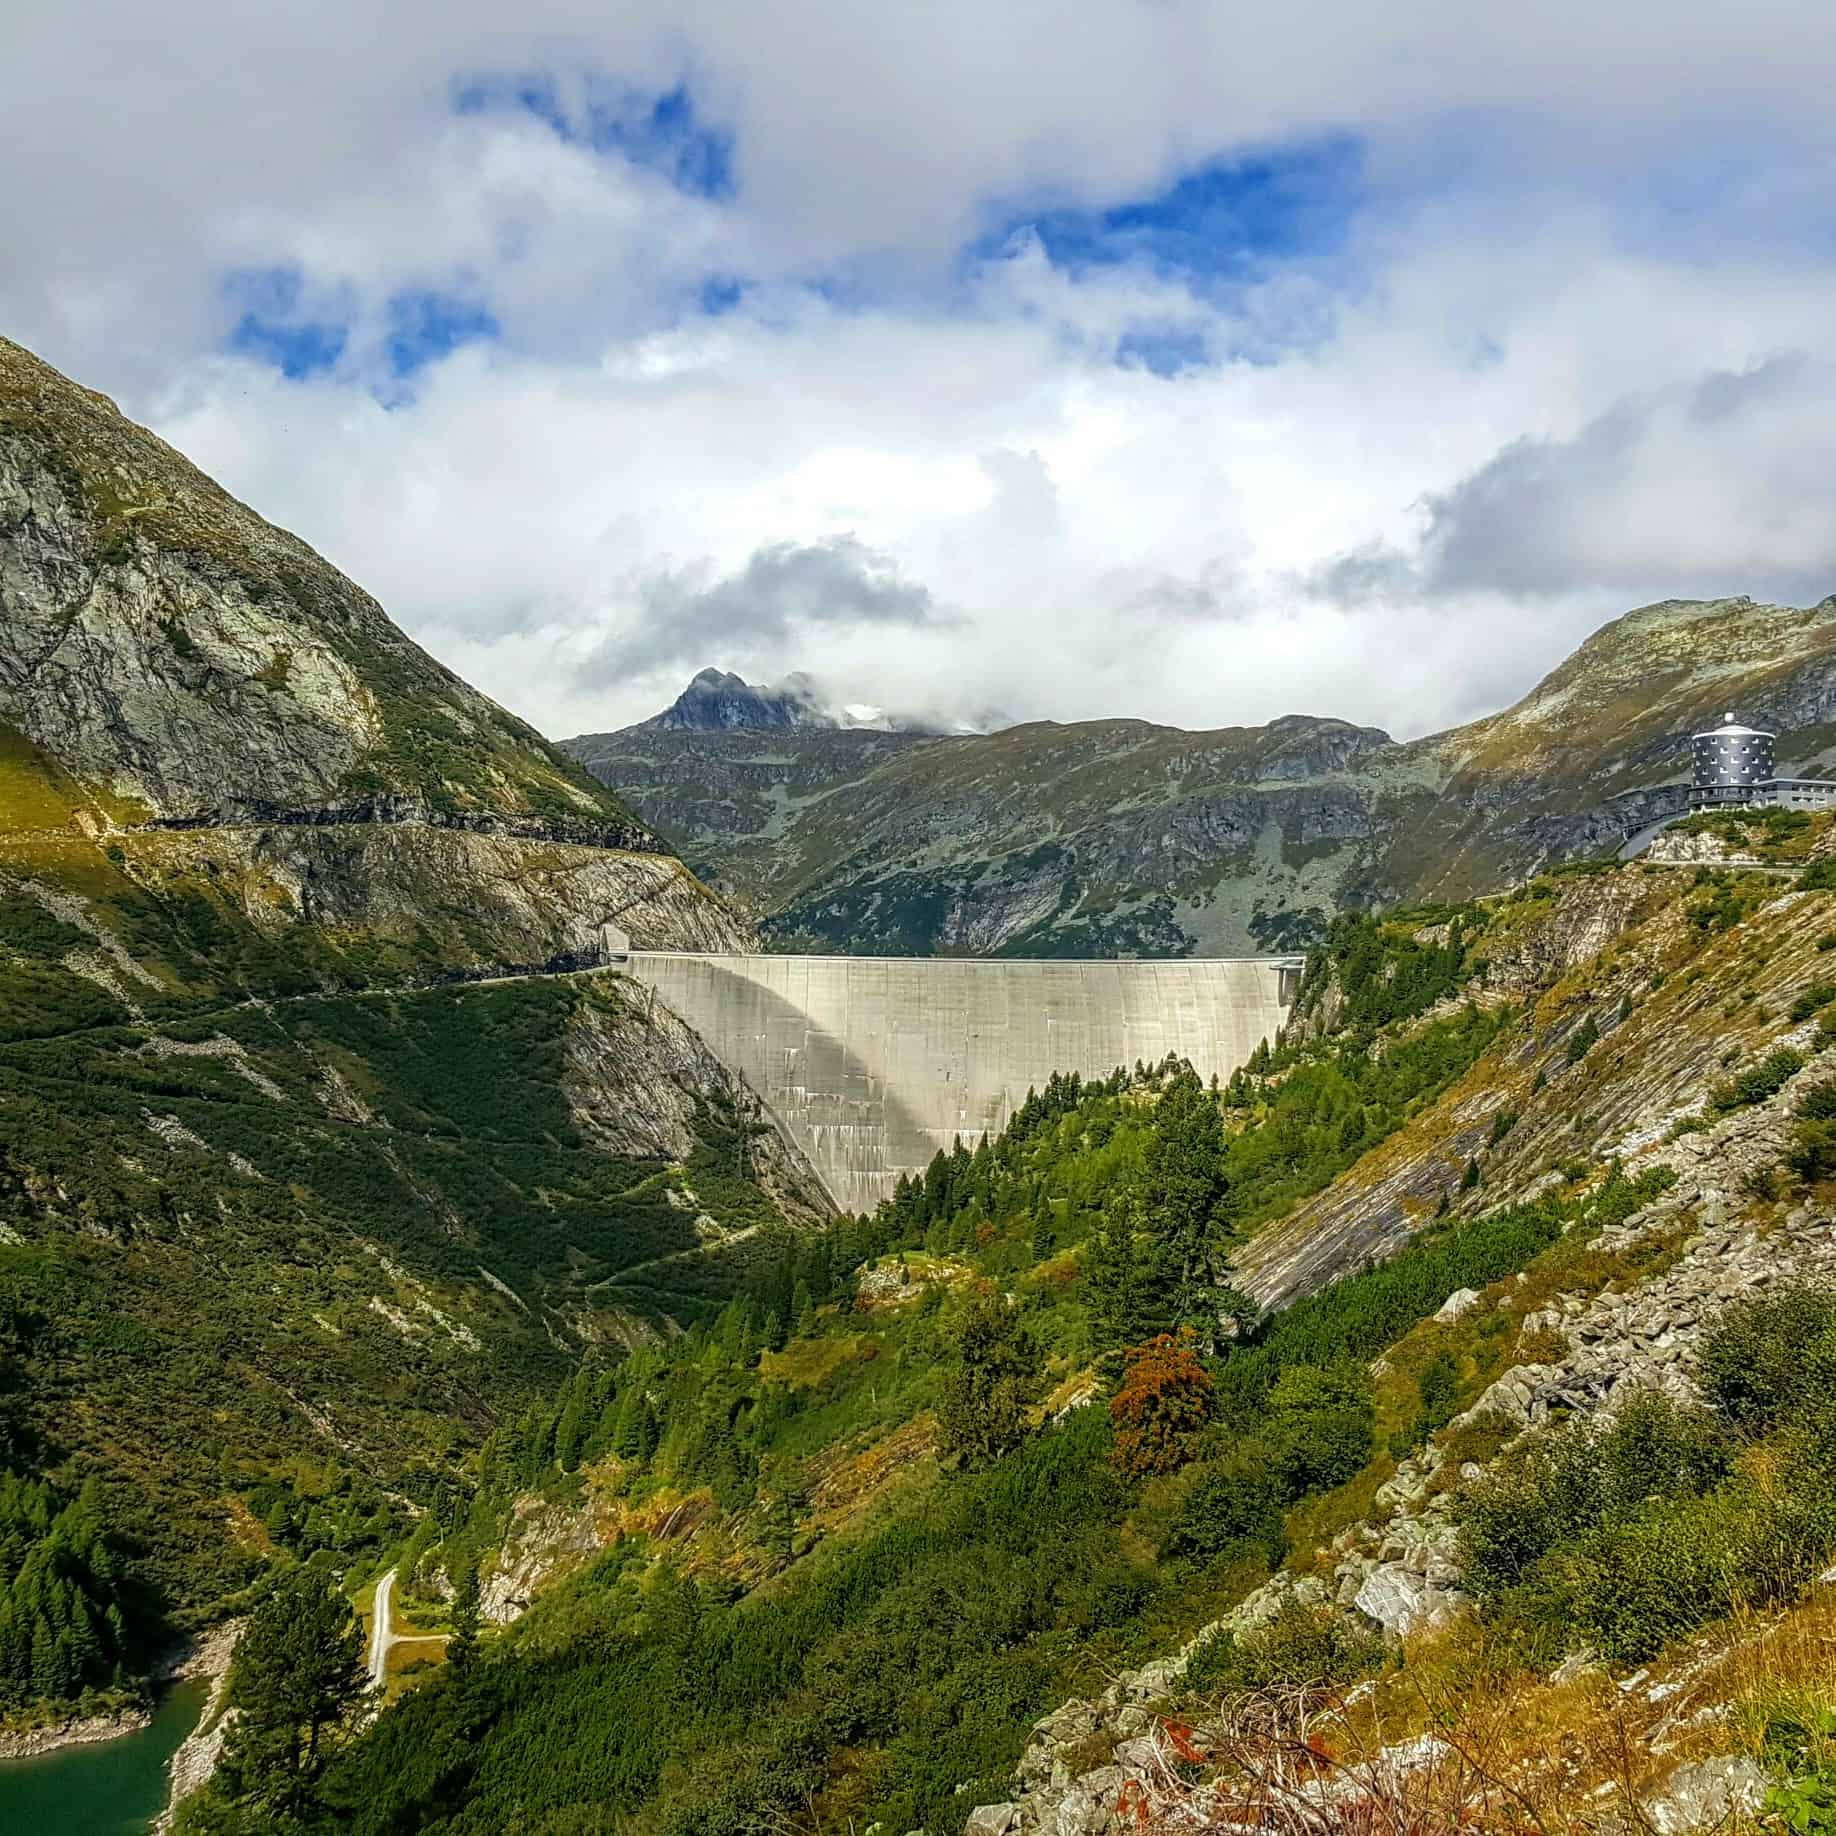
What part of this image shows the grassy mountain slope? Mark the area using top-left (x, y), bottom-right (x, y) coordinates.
top-left (220, 857), bottom-right (1836, 1834)
top-left (568, 597), bottom-right (1836, 955)
top-left (0, 340), bottom-right (827, 1727)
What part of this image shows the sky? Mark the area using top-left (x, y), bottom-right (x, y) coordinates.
top-left (6, 3), bottom-right (1836, 742)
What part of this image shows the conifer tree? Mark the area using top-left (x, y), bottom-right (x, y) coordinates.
top-left (937, 1288), bottom-right (1039, 1464)
top-left (447, 1558), bottom-right (481, 1677)
top-left (1140, 1070), bottom-right (1233, 1339)
top-left (612, 1386), bottom-right (648, 1461)
top-left (217, 1567), bottom-right (367, 1818)
top-left (635, 1395), bottom-right (661, 1462)
top-left (30, 1614), bottom-right (63, 1700)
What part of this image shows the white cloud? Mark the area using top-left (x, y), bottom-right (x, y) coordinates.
top-left (7, 2), bottom-right (1836, 744)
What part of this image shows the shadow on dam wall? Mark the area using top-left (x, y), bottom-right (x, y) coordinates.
top-left (619, 953), bottom-right (1296, 1215)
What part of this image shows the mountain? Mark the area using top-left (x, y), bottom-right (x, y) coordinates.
top-left (631, 666), bottom-right (987, 737)
top-left (245, 851), bottom-right (1836, 1834)
top-left (565, 596), bottom-right (1836, 956)
top-left (645, 667), bottom-right (838, 733)
top-left (0, 336), bottom-right (828, 1713)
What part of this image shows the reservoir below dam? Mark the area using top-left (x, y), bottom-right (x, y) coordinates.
top-left (0, 1680), bottom-right (206, 1835)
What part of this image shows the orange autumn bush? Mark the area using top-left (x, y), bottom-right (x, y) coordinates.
top-left (1109, 1329), bottom-right (1213, 1478)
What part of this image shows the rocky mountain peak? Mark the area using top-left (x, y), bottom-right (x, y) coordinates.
top-left (641, 667), bottom-right (987, 736)
top-left (647, 668), bottom-right (836, 732)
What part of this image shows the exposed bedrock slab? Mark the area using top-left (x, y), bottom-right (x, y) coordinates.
top-left (620, 952), bottom-right (1292, 1213)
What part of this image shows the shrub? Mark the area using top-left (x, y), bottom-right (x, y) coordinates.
top-left (1803, 859), bottom-right (1836, 892)
top-left (1744, 1163), bottom-right (1787, 1204)
top-left (1797, 1077), bottom-right (1836, 1123)
top-left (1708, 1047), bottom-right (1806, 1115)
top-left (1688, 880), bottom-right (1746, 930)
top-left (1554, 1488), bottom-right (1750, 1661)
top-left (1565, 1015), bottom-right (1600, 1064)
top-left (1163, 1444), bottom-right (1288, 1567)
top-left (1792, 1120), bottom-right (1836, 1183)
top-left (1184, 1597), bottom-right (1386, 1697)
top-left (1590, 1162), bottom-right (1677, 1229)
top-left (1457, 1392), bottom-right (1731, 1599)
top-left (1457, 1321), bottom-right (1836, 1664)
top-left (1438, 1409), bottom-right (1518, 1469)
top-left (1697, 1287), bottom-right (1836, 1438)
top-left (1264, 1363), bottom-right (1374, 1495)
top-left (1109, 1331), bottom-right (1214, 1479)
top-left (1391, 1350), bottom-right (1461, 1456)
top-left (1792, 983), bottom-right (1836, 1023)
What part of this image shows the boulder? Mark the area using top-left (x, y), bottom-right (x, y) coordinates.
top-left (964, 1807), bottom-right (1018, 1836)
top-left (1641, 1756), bottom-right (1770, 1834)
top-left (1353, 1563), bottom-right (1462, 1638)
top-left (1041, 1783), bottom-right (1102, 1836)
top-left (1436, 1287), bottom-right (1483, 1321)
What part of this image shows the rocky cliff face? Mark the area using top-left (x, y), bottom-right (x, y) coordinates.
top-left (0, 333), bottom-right (649, 845)
top-left (187, 823), bottom-right (748, 962)
top-left (568, 598), bottom-right (1836, 956)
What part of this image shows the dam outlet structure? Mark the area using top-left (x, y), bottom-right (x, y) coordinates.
top-left (619, 952), bottom-right (1301, 1214)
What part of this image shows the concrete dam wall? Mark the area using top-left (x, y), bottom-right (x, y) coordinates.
top-left (620, 952), bottom-right (1297, 1214)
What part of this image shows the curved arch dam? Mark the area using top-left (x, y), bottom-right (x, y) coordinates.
top-left (621, 952), bottom-right (1300, 1215)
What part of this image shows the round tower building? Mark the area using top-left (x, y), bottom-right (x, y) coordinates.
top-left (1691, 714), bottom-right (1776, 807)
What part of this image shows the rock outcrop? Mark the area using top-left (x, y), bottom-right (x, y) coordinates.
top-left (1, 333), bottom-right (647, 842)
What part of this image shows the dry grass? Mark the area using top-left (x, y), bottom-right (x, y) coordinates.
top-left (757, 1331), bottom-right (878, 1390)
top-left (1130, 1592), bottom-right (1836, 1833)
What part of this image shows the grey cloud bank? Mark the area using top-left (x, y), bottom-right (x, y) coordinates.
top-left (583, 537), bottom-right (944, 682)
top-left (1314, 356), bottom-right (1836, 615)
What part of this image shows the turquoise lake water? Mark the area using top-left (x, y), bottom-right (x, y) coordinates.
top-left (0, 1682), bottom-right (208, 1835)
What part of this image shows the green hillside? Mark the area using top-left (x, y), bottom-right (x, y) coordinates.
top-left (0, 341), bottom-right (822, 1742)
top-left (168, 857), bottom-right (1836, 1834)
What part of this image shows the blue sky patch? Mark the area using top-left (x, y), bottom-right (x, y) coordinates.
top-left (223, 266), bottom-right (348, 379)
top-left (1115, 324), bottom-right (1213, 378)
top-left (979, 134), bottom-right (1364, 285)
top-left (696, 274), bottom-right (748, 316)
top-left (385, 290), bottom-right (500, 377)
top-left (454, 72), bottom-right (735, 200)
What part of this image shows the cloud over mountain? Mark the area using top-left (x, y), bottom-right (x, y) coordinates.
top-left (586, 537), bottom-right (942, 681)
top-left (8, 2), bottom-right (1836, 740)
